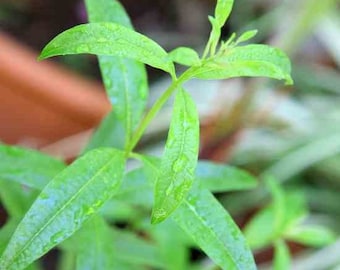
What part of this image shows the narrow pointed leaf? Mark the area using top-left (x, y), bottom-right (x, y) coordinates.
top-left (273, 239), bottom-right (290, 270)
top-left (266, 177), bottom-right (286, 234)
top-left (131, 156), bottom-right (257, 193)
top-left (173, 187), bottom-right (256, 270)
top-left (235, 30), bottom-right (258, 44)
top-left (39, 23), bottom-right (174, 74)
top-left (85, 0), bottom-right (131, 27)
top-left (195, 160), bottom-right (257, 192)
top-left (244, 205), bottom-right (277, 250)
top-left (281, 190), bottom-right (308, 228)
top-left (0, 144), bottom-right (65, 189)
top-left (152, 88), bottom-right (199, 224)
top-left (206, 16), bottom-right (221, 56)
top-left (0, 148), bottom-right (125, 270)
top-left (75, 216), bottom-right (119, 270)
top-left (285, 225), bottom-right (336, 247)
top-left (169, 47), bottom-right (201, 66)
top-left (244, 190), bottom-right (307, 250)
top-left (215, 0), bottom-right (234, 27)
top-left (84, 0), bottom-right (148, 150)
top-left (195, 44), bottom-right (293, 85)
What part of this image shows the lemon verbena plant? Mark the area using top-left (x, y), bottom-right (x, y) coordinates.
top-left (0, 0), bottom-right (293, 269)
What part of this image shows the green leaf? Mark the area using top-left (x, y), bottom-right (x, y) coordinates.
top-left (116, 168), bottom-right (153, 208)
top-left (273, 239), bottom-right (290, 270)
top-left (285, 225), bottom-right (336, 247)
top-left (266, 177), bottom-right (286, 235)
top-left (244, 189), bottom-right (308, 250)
top-left (0, 181), bottom-right (38, 218)
top-left (131, 156), bottom-right (258, 193)
top-left (235, 30), bottom-right (258, 44)
top-left (83, 111), bottom-right (126, 151)
top-left (244, 205), bottom-right (277, 250)
top-left (195, 44), bottom-right (293, 85)
top-left (0, 220), bottom-right (18, 255)
top-left (39, 23), bottom-right (174, 74)
top-left (203, 0), bottom-right (234, 58)
top-left (282, 190), bottom-right (308, 228)
top-left (136, 155), bottom-right (256, 268)
top-left (84, 0), bottom-right (148, 150)
top-left (0, 148), bottom-right (126, 270)
top-left (152, 88), bottom-right (199, 224)
top-left (75, 216), bottom-right (118, 270)
top-left (225, 33), bottom-right (236, 46)
top-left (111, 228), bottom-right (165, 268)
top-left (151, 219), bottom-right (189, 270)
top-left (195, 160), bottom-right (257, 192)
top-left (205, 16), bottom-right (221, 57)
top-left (85, 0), bottom-right (132, 27)
top-left (215, 0), bottom-right (234, 27)
top-left (0, 144), bottom-right (65, 189)
top-left (173, 187), bottom-right (256, 270)
top-left (100, 199), bottom-right (142, 223)
top-left (169, 47), bottom-right (201, 66)
top-left (74, 215), bottom-right (156, 270)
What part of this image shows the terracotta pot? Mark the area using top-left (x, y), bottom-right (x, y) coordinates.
top-left (0, 31), bottom-right (111, 149)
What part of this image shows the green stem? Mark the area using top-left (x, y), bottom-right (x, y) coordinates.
top-left (127, 69), bottom-right (194, 153)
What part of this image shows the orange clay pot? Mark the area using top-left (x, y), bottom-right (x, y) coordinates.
top-left (0, 31), bottom-right (111, 148)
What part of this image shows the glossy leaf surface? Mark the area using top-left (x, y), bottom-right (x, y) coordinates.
top-left (195, 160), bottom-right (257, 192)
top-left (132, 156), bottom-right (257, 193)
top-left (152, 88), bottom-right (199, 224)
top-left (85, 0), bottom-right (148, 150)
top-left (195, 44), bottom-right (293, 85)
top-left (0, 148), bottom-right (126, 270)
top-left (173, 187), bottom-right (256, 270)
top-left (39, 23), bottom-right (174, 74)
top-left (0, 144), bottom-right (65, 189)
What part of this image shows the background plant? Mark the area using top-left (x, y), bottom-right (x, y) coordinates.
top-left (0, 0), bottom-right (338, 269)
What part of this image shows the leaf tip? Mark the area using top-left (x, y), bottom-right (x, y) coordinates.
top-left (151, 208), bottom-right (168, 225)
top-left (37, 53), bottom-right (46, 61)
top-left (38, 46), bottom-right (52, 61)
top-left (284, 75), bottom-right (294, 86)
